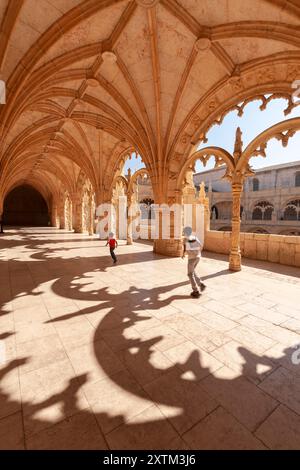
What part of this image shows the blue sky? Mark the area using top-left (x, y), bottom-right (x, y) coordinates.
top-left (123, 97), bottom-right (300, 175)
top-left (195, 97), bottom-right (300, 173)
top-left (123, 152), bottom-right (145, 175)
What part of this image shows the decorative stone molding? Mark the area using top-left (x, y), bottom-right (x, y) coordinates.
top-left (257, 67), bottom-right (275, 83)
top-left (86, 78), bottom-right (99, 87)
top-left (195, 38), bottom-right (211, 53)
top-left (190, 91), bottom-right (298, 152)
top-left (101, 51), bottom-right (117, 64)
top-left (228, 74), bottom-right (244, 92)
top-left (286, 65), bottom-right (300, 82)
top-left (274, 129), bottom-right (296, 147)
top-left (136, 0), bottom-right (159, 8)
top-left (252, 143), bottom-right (267, 158)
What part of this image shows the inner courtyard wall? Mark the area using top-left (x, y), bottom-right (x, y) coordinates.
top-left (204, 230), bottom-right (300, 267)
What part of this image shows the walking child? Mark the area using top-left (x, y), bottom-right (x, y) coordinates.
top-left (182, 226), bottom-right (206, 298)
top-left (106, 232), bottom-right (118, 264)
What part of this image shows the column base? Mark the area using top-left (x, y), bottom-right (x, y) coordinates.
top-left (153, 239), bottom-right (182, 257)
top-left (229, 251), bottom-right (242, 271)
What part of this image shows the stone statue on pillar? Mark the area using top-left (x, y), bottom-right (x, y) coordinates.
top-left (233, 127), bottom-right (243, 161)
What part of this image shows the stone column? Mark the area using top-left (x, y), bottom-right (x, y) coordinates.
top-left (127, 190), bottom-right (139, 245)
top-left (72, 194), bottom-right (83, 233)
top-left (0, 198), bottom-right (4, 233)
top-left (229, 181), bottom-right (243, 271)
top-left (153, 201), bottom-right (183, 257)
top-left (118, 195), bottom-right (127, 240)
top-left (88, 193), bottom-right (94, 236)
top-left (51, 203), bottom-right (60, 228)
top-left (127, 193), bottom-right (133, 245)
top-left (198, 182), bottom-right (210, 235)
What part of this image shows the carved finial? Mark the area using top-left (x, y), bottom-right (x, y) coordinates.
top-left (127, 168), bottom-right (132, 180)
top-left (184, 168), bottom-right (194, 188)
top-left (199, 181), bottom-right (206, 199)
top-left (233, 127), bottom-right (243, 160)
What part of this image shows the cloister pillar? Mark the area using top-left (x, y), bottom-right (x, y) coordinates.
top-left (198, 182), bottom-right (210, 237)
top-left (127, 189), bottom-right (138, 245)
top-left (0, 197), bottom-right (3, 233)
top-left (229, 180), bottom-right (243, 271)
top-left (153, 195), bottom-right (183, 257)
top-left (118, 195), bottom-right (127, 240)
top-left (88, 193), bottom-right (94, 236)
top-left (127, 193), bottom-right (133, 245)
top-left (51, 203), bottom-right (60, 228)
top-left (72, 194), bottom-right (83, 233)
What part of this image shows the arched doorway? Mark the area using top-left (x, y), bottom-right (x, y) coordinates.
top-left (3, 185), bottom-right (50, 226)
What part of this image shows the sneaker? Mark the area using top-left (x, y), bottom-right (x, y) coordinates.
top-left (200, 282), bottom-right (207, 292)
top-left (190, 291), bottom-right (201, 298)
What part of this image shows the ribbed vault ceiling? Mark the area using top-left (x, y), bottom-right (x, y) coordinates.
top-left (0, 0), bottom-right (300, 205)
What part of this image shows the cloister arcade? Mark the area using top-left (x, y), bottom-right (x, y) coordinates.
top-left (2, 0), bottom-right (300, 453)
top-left (1, 0), bottom-right (300, 273)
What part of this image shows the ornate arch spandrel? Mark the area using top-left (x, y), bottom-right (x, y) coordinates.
top-left (127, 168), bottom-right (151, 196)
top-left (237, 117), bottom-right (300, 172)
top-left (191, 92), bottom-right (300, 150)
top-left (174, 146), bottom-right (235, 195)
top-left (168, 54), bottom-right (300, 166)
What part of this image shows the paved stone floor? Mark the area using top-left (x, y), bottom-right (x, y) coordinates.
top-left (1, 228), bottom-right (300, 450)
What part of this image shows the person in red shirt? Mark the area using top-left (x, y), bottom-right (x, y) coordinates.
top-left (106, 232), bottom-right (118, 263)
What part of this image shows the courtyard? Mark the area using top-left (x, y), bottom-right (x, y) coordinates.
top-left (1, 228), bottom-right (300, 450)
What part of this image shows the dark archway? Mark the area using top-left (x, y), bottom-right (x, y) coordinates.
top-left (3, 185), bottom-right (50, 226)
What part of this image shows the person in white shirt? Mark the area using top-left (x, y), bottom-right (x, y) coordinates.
top-left (182, 226), bottom-right (206, 298)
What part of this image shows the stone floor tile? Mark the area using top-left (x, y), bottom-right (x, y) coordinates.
top-left (255, 405), bottom-right (300, 449)
top-left (106, 405), bottom-right (184, 450)
top-left (236, 302), bottom-right (289, 325)
top-left (264, 343), bottom-right (300, 377)
top-left (53, 317), bottom-right (95, 351)
top-left (0, 412), bottom-right (24, 449)
top-left (67, 339), bottom-right (125, 384)
top-left (163, 340), bottom-right (224, 381)
top-left (199, 300), bottom-right (247, 321)
top-left (144, 369), bottom-right (218, 435)
top-left (20, 358), bottom-right (89, 436)
top-left (1, 230), bottom-right (300, 450)
top-left (211, 340), bottom-right (276, 383)
top-left (240, 315), bottom-right (300, 347)
top-left (26, 410), bottom-right (107, 450)
top-left (201, 366), bottom-right (278, 431)
top-left (85, 370), bottom-right (153, 434)
top-left (140, 324), bottom-right (186, 352)
top-left (227, 325), bottom-right (276, 354)
top-left (259, 366), bottom-right (300, 415)
top-left (183, 406), bottom-right (266, 450)
top-left (196, 309), bottom-right (238, 332)
top-left (116, 345), bottom-right (174, 386)
top-left (16, 335), bottom-right (68, 375)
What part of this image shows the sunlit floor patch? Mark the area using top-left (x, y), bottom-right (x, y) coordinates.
top-left (0, 228), bottom-right (300, 449)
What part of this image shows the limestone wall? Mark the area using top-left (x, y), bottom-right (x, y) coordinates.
top-left (204, 230), bottom-right (300, 267)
